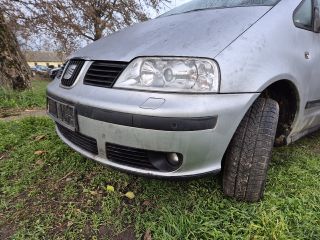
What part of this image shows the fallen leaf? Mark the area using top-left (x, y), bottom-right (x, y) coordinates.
top-left (57, 171), bottom-right (74, 183)
top-left (35, 159), bottom-right (44, 165)
top-left (34, 150), bottom-right (47, 155)
top-left (144, 229), bottom-right (152, 240)
top-left (65, 177), bottom-right (72, 182)
top-left (35, 135), bottom-right (46, 141)
top-left (90, 190), bottom-right (98, 196)
top-left (106, 185), bottom-right (115, 192)
top-left (125, 191), bottom-right (135, 199)
top-left (142, 200), bottom-right (151, 206)
top-left (67, 221), bottom-right (73, 227)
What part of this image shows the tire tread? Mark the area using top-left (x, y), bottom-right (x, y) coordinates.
top-left (223, 97), bottom-right (279, 202)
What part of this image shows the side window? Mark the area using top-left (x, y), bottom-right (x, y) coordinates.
top-left (293, 0), bottom-right (313, 31)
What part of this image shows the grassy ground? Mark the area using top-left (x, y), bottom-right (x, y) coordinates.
top-left (0, 117), bottom-right (319, 239)
top-left (0, 79), bottom-right (49, 117)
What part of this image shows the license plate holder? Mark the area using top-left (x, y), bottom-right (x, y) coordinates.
top-left (47, 97), bottom-right (77, 131)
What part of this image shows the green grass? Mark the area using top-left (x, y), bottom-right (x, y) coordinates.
top-left (0, 79), bottom-right (48, 113)
top-left (0, 117), bottom-right (319, 239)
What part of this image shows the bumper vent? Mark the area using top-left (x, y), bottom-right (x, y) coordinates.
top-left (47, 98), bottom-right (58, 118)
top-left (61, 59), bottom-right (85, 87)
top-left (84, 61), bottom-right (128, 88)
top-left (106, 143), bottom-right (157, 170)
top-left (57, 123), bottom-right (98, 155)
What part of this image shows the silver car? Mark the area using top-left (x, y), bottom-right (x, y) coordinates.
top-left (47, 0), bottom-right (320, 202)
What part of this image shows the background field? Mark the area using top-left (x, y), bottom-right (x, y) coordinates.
top-left (0, 116), bottom-right (319, 239)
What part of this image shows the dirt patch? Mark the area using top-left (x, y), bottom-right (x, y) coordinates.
top-left (82, 223), bottom-right (133, 239)
top-left (98, 225), bottom-right (109, 238)
top-left (83, 221), bottom-right (94, 238)
top-left (114, 227), bottom-right (136, 240)
top-left (312, 148), bottom-right (320, 155)
top-left (0, 109), bottom-right (47, 121)
top-left (0, 107), bottom-right (21, 118)
top-left (1, 179), bottom-right (65, 237)
top-left (0, 224), bottom-right (17, 240)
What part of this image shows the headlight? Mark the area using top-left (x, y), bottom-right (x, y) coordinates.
top-left (114, 57), bottom-right (220, 92)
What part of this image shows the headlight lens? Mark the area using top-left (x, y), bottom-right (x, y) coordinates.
top-left (114, 57), bottom-right (220, 92)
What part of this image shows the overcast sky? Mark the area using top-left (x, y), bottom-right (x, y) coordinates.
top-left (25, 0), bottom-right (193, 51)
top-left (171, 0), bottom-right (191, 6)
top-left (160, 0), bottom-right (190, 15)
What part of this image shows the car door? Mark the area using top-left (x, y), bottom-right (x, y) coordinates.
top-left (308, 0), bottom-right (320, 108)
top-left (293, 0), bottom-right (320, 130)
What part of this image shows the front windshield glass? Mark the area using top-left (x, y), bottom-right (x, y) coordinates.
top-left (162, 0), bottom-right (280, 17)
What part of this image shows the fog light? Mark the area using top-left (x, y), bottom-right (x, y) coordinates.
top-left (167, 153), bottom-right (181, 166)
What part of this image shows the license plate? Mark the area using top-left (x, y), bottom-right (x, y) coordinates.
top-left (47, 97), bottom-right (77, 131)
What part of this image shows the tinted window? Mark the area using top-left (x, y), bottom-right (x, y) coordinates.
top-left (162, 0), bottom-right (280, 17)
top-left (293, 0), bottom-right (313, 30)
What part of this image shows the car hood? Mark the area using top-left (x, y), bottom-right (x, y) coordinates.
top-left (71, 7), bottom-right (271, 61)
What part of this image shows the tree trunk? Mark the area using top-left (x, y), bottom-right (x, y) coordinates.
top-left (0, 13), bottom-right (31, 90)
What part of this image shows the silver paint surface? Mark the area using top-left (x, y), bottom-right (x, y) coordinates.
top-left (70, 7), bottom-right (270, 61)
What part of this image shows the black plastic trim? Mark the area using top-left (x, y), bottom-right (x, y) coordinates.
top-left (61, 59), bottom-right (85, 87)
top-left (76, 104), bottom-right (217, 131)
top-left (293, 0), bottom-right (316, 32)
top-left (57, 123), bottom-right (98, 155)
top-left (106, 142), bottom-right (183, 172)
top-left (305, 99), bottom-right (320, 109)
top-left (47, 93), bottom-right (217, 131)
top-left (83, 60), bottom-right (128, 88)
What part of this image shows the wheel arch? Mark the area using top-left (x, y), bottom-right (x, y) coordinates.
top-left (260, 79), bottom-right (300, 145)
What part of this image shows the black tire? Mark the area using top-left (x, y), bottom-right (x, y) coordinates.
top-left (223, 97), bottom-right (279, 202)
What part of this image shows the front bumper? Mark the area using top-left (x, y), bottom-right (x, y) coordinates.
top-left (47, 79), bottom-right (259, 177)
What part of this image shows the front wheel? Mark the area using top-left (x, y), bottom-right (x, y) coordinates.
top-left (223, 97), bottom-right (279, 202)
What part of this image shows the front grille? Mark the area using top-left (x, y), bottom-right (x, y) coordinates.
top-left (84, 61), bottom-right (128, 88)
top-left (57, 123), bottom-right (98, 155)
top-left (106, 143), bottom-right (157, 170)
top-left (61, 59), bottom-right (85, 87)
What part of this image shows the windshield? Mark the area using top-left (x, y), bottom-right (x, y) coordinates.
top-left (162, 0), bottom-right (280, 17)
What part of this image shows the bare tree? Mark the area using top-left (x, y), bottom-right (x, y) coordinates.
top-left (0, 12), bottom-right (31, 90)
top-left (3, 0), bottom-right (170, 54)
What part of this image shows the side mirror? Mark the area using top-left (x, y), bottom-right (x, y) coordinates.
top-left (314, 6), bottom-right (320, 33)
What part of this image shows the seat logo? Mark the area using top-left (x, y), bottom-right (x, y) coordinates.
top-left (63, 64), bottom-right (77, 80)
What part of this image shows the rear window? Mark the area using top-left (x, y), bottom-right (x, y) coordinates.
top-left (162, 0), bottom-right (280, 17)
